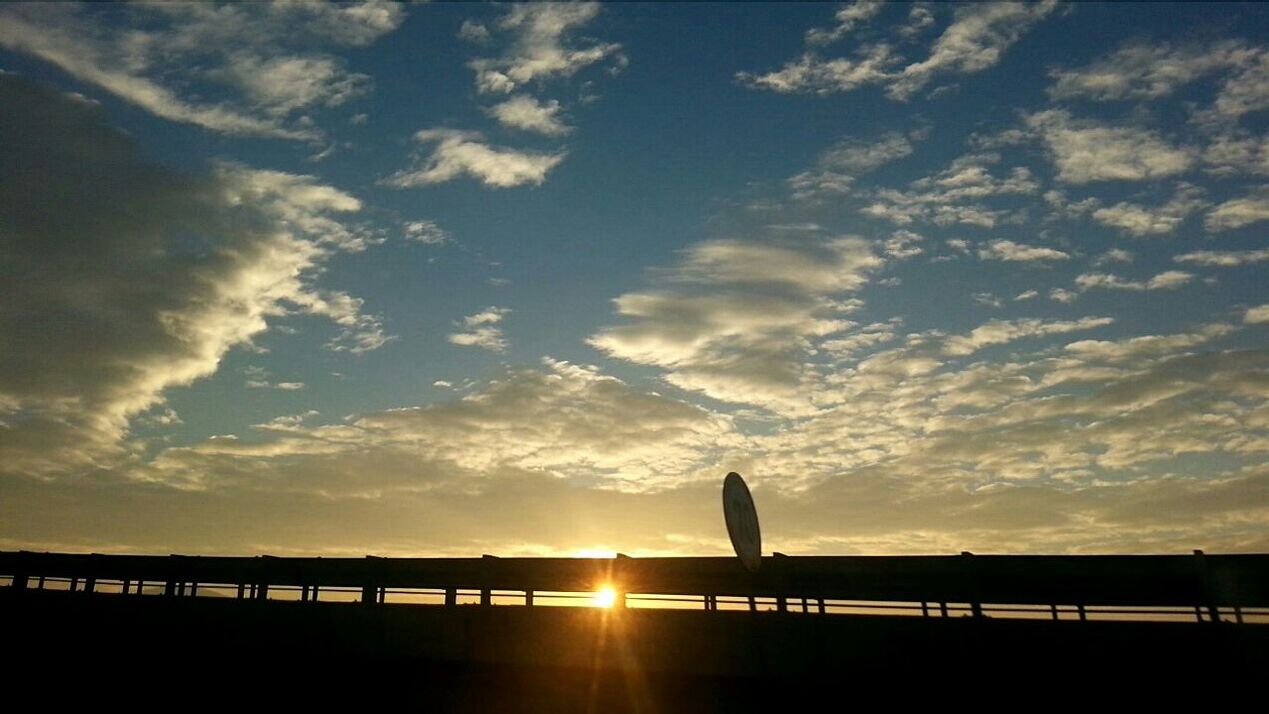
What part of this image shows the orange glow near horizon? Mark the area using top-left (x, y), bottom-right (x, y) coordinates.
top-left (593, 585), bottom-right (617, 608)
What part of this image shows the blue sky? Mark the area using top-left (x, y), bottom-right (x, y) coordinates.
top-left (1, 2), bottom-right (1267, 556)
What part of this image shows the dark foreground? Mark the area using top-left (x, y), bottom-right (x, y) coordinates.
top-left (4, 588), bottom-right (1266, 710)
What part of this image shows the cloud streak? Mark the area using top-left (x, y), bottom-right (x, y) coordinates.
top-left (385, 129), bottom-right (566, 188)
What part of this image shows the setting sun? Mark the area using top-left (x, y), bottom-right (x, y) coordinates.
top-left (593, 586), bottom-right (618, 608)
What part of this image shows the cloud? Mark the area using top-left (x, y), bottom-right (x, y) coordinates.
top-left (404, 220), bottom-right (450, 245)
top-left (735, 44), bottom-right (899, 95)
top-left (384, 129), bottom-right (567, 188)
top-left (788, 130), bottom-right (921, 199)
top-left (883, 230), bottom-right (924, 259)
top-left (942, 317), bottom-right (1115, 357)
top-left (1204, 49), bottom-right (1269, 123)
top-left (0, 75), bottom-right (386, 478)
top-left (977, 239), bottom-right (1070, 262)
top-left (244, 367), bottom-right (305, 391)
top-left (886, 0), bottom-right (1058, 100)
top-left (1205, 187), bottom-right (1269, 231)
top-left (805, 0), bottom-right (886, 46)
top-left (1074, 270), bottom-right (1194, 292)
top-left (459, 19), bottom-right (491, 43)
top-left (861, 153), bottom-right (1038, 227)
top-left (0, 2), bottom-right (403, 140)
top-left (1025, 110), bottom-right (1194, 183)
top-left (449, 307), bottom-right (511, 353)
top-left (487, 94), bottom-right (572, 136)
top-left (1048, 40), bottom-right (1255, 101)
top-left (1174, 249), bottom-right (1269, 267)
top-left (1094, 249), bottom-right (1134, 266)
top-left (1049, 288), bottom-right (1078, 304)
top-left (1202, 131), bottom-right (1269, 176)
top-left (4, 309), bottom-right (1265, 556)
top-left (590, 236), bottom-right (880, 412)
top-left (820, 131), bottom-right (918, 173)
top-left (147, 359), bottom-right (740, 494)
top-left (1246, 305), bottom-right (1269, 324)
top-left (468, 3), bottom-right (622, 94)
top-left (1090, 184), bottom-right (1207, 236)
top-left (1063, 324), bottom-right (1234, 362)
top-left (1014, 290), bottom-right (1038, 301)
top-left (738, 1), bottom-right (1057, 99)
top-left (672, 237), bottom-right (883, 293)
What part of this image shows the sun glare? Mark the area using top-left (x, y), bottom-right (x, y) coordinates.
top-left (593, 586), bottom-right (617, 608)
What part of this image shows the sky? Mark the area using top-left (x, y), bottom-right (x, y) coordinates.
top-left (1, 1), bottom-right (1267, 558)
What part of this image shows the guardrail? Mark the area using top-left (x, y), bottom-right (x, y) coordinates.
top-left (3, 550), bottom-right (1267, 624)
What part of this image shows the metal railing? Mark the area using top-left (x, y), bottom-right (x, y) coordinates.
top-left (3, 550), bottom-right (1267, 624)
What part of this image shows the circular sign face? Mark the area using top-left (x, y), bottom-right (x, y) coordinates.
top-left (722, 472), bottom-right (762, 572)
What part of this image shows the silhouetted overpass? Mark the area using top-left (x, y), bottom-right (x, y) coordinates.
top-left (3, 550), bottom-right (1267, 708)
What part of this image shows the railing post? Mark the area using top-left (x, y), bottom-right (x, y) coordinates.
top-left (1194, 550), bottom-right (1220, 623)
top-left (445, 588), bottom-right (457, 606)
top-left (962, 552), bottom-right (984, 618)
top-left (481, 554), bottom-right (497, 606)
top-left (525, 590), bottom-right (534, 606)
top-left (9, 552), bottom-right (29, 591)
top-left (361, 555), bottom-right (380, 605)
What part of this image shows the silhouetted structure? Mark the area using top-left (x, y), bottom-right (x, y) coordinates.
top-left (3, 550), bottom-right (1267, 708)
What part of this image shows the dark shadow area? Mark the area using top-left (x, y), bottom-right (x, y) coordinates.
top-left (4, 587), bottom-right (1266, 710)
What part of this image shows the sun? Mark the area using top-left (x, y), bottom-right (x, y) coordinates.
top-left (593, 585), bottom-right (617, 608)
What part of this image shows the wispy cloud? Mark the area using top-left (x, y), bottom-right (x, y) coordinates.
top-left (591, 236), bottom-right (880, 412)
top-left (739, 2), bottom-right (1058, 99)
top-left (805, 0), bottom-right (885, 46)
top-left (1205, 187), bottom-right (1269, 231)
top-left (448, 307), bottom-right (510, 352)
top-left (385, 129), bottom-right (566, 188)
top-left (1090, 184), bottom-right (1206, 236)
top-left (1048, 40), bottom-right (1255, 101)
top-left (0, 2), bottom-right (403, 140)
top-left (467, 3), bottom-right (622, 95)
top-left (977, 239), bottom-right (1070, 262)
top-left (487, 94), bottom-right (572, 136)
top-left (1074, 270), bottom-right (1194, 292)
top-left (1024, 110), bottom-right (1194, 184)
top-left (1174, 249), bottom-right (1269, 267)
